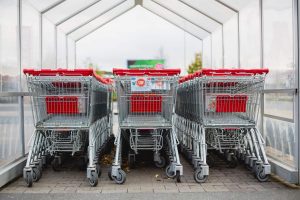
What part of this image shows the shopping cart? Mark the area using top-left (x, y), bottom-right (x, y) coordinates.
top-left (23, 69), bottom-right (113, 187)
top-left (175, 68), bottom-right (270, 183)
top-left (110, 68), bottom-right (182, 184)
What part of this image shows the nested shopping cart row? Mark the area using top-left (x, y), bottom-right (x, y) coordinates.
top-left (23, 69), bottom-right (113, 187)
top-left (109, 69), bottom-right (183, 184)
top-left (175, 69), bottom-right (271, 183)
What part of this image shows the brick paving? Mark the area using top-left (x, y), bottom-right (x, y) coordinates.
top-left (0, 152), bottom-right (291, 194)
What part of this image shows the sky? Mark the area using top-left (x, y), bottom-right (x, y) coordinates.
top-left (76, 5), bottom-right (203, 75)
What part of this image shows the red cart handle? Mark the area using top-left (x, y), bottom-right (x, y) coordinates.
top-left (198, 68), bottom-right (269, 76)
top-left (23, 68), bottom-right (112, 85)
top-left (113, 68), bottom-right (181, 76)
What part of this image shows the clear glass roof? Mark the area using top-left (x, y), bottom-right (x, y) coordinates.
top-left (143, 0), bottom-right (209, 39)
top-left (26, 0), bottom-right (251, 42)
top-left (180, 0), bottom-right (236, 23)
top-left (69, 0), bottom-right (135, 41)
top-left (58, 0), bottom-right (125, 34)
top-left (150, 0), bottom-right (220, 32)
top-left (27, 0), bottom-right (63, 12)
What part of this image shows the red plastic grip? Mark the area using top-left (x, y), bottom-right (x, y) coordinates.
top-left (113, 68), bottom-right (180, 76)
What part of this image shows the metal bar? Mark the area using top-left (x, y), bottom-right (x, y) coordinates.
top-left (66, 37), bottom-right (68, 68)
top-left (0, 92), bottom-right (33, 97)
top-left (222, 25), bottom-right (224, 67)
top-left (75, 6), bottom-right (134, 42)
top-left (178, 0), bottom-right (223, 25)
top-left (262, 89), bottom-right (297, 94)
top-left (142, 6), bottom-right (203, 41)
top-left (210, 35), bottom-right (213, 67)
top-left (150, 0), bottom-right (211, 34)
top-left (66, 0), bottom-right (128, 35)
top-left (74, 42), bottom-right (77, 68)
top-left (41, 0), bottom-right (66, 14)
top-left (56, 0), bottom-right (104, 26)
top-left (259, 0), bottom-right (264, 69)
top-left (55, 26), bottom-right (58, 67)
top-left (214, 0), bottom-right (239, 13)
top-left (40, 13), bottom-right (43, 68)
top-left (263, 114), bottom-right (294, 124)
top-left (294, 0), bottom-right (300, 183)
top-left (259, 0), bottom-right (264, 136)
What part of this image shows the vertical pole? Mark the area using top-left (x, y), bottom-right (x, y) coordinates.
top-left (293, 0), bottom-right (300, 184)
top-left (17, 0), bottom-right (25, 157)
top-left (222, 25), bottom-right (225, 68)
top-left (259, 0), bottom-right (264, 137)
top-left (74, 41), bottom-right (77, 69)
top-left (183, 31), bottom-right (186, 72)
top-left (55, 26), bottom-right (58, 68)
top-left (237, 13), bottom-right (241, 68)
top-left (201, 39), bottom-right (204, 68)
top-left (66, 37), bottom-right (68, 68)
top-left (210, 35), bottom-right (213, 68)
top-left (40, 13), bottom-right (43, 68)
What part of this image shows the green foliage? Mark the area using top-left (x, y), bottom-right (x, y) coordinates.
top-left (187, 53), bottom-right (202, 74)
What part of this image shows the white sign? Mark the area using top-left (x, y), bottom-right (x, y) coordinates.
top-left (131, 77), bottom-right (151, 92)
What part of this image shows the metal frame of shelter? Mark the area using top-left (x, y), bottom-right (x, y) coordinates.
top-left (0, 0), bottom-right (299, 187)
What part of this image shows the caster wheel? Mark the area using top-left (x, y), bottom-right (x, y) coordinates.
top-left (88, 171), bottom-right (98, 187)
top-left (96, 164), bottom-right (102, 177)
top-left (155, 156), bottom-right (166, 168)
top-left (207, 155), bottom-right (215, 168)
top-left (113, 169), bottom-right (126, 184)
top-left (108, 167), bottom-right (113, 180)
top-left (51, 157), bottom-right (61, 171)
top-left (165, 165), bottom-right (176, 178)
top-left (194, 167), bottom-right (208, 183)
top-left (256, 169), bottom-right (270, 182)
top-left (32, 167), bottom-right (42, 182)
top-left (228, 155), bottom-right (238, 168)
top-left (24, 171), bottom-right (33, 187)
top-left (176, 171), bottom-right (181, 183)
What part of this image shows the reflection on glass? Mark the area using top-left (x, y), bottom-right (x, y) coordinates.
top-left (264, 93), bottom-right (294, 119)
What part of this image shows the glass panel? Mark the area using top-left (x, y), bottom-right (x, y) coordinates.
top-left (22, 0), bottom-right (41, 92)
top-left (57, 31), bottom-right (67, 68)
top-left (59, 0), bottom-right (125, 34)
top-left (202, 36), bottom-right (212, 68)
top-left (143, 0), bottom-right (208, 39)
top-left (24, 96), bottom-right (34, 154)
top-left (181, 0), bottom-right (236, 23)
top-left (42, 18), bottom-right (56, 68)
top-left (76, 6), bottom-right (202, 73)
top-left (44, 0), bottom-right (96, 24)
top-left (264, 93), bottom-right (294, 120)
top-left (263, 0), bottom-right (294, 89)
top-left (239, 0), bottom-right (260, 68)
top-left (211, 27), bottom-right (222, 68)
top-left (264, 117), bottom-right (296, 168)
top-left (223, 15), bottom-right (238, 67)
top-left (70, 0), bottom-right (135, 41)
top-left (0, 97), bottom-right (20, 168)
top-left (151, 0), bottom-right (220, 32)
top-left (0, 0), bottom-right (19, 92)
top-left (67, 38), bottom-right (75, 69)
top-left (27, 0), bottom-right (62, 12)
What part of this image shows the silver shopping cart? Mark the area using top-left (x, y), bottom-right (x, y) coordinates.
top-left (110, 69), bottom-right (182, 184)
top-left (23, 69), bottom-right (113, 187)
top-left (175, 69), bottom-right (270, 183)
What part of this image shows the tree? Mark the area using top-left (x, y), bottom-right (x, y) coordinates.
top-left (187, 53), bottom-right (202, 74)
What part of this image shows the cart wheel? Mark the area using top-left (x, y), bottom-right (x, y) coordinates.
top-left (194, 167), bottom-right (208, 183)
top-left (256, 169), bottom-right (270, 182)
top-left (24, 171), bottom-right (33, 187)
top-left (176, 171), bottom-right (181, 183)
top-left (113, 169), bottom-right (126, 184)
top-left (228, 155), bottom-right (238, 168)
top-left (96, 164), bottom-right (102, 177)
top-left (207, 154), bottom-right (215, 168)
top-left (165, 165), bottom-right (176, 178)
top-left (88, 171), bottom-right (98, 187)
top-left (51, 157), bottom-right (61, 171)
top-left (108, 167), bottom-right (113, 180)
top-left (155, 156), bottom-right (166, 168)
top-left (32, 167), bottom-right (42, 182)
